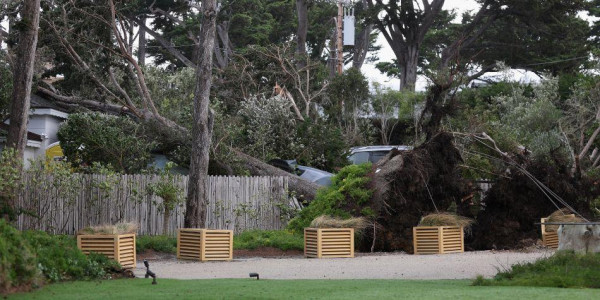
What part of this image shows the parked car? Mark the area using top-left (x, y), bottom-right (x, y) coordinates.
top-left (347, 145), bottom-right (413, 165)
top-left (268, 159), bottom-right (333, 186)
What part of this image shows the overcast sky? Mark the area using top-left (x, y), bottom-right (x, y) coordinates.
top-left (361, 0), bottom-right (480, 91)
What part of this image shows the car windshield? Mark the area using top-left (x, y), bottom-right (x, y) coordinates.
top-left (369, 151), bottom-right (390, 163)
top-left (348, 152), bottom-right (370, 164)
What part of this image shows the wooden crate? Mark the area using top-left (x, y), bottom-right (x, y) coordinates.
top-left (413, 226), bottom-right (464, 254)
top-left (540, 216), bottom-right (574, 249)
top-left (304, 228), bottom-right (354, 258)
top-left (77, 234), bottom-right (136, 269)
top-left (177, 229), bottom-right (233, 261)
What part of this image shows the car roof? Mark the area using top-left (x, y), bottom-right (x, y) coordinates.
top-left (350, 145), bottom-right (413, 153)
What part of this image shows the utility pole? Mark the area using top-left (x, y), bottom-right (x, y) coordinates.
top-left (336, 1), bottom-right (343, 75)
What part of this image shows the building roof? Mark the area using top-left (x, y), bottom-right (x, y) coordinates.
top-left (30, 94), bottom-right (64, 111)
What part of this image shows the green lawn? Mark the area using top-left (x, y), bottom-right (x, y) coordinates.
top-left (8, 279), bottom-right (599, 300)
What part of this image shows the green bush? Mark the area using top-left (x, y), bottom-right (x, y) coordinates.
top-left (473, 251), bottom-right (600, 288)
top-left (57, 112), bottom-right (156, 173)
top-left (0, 219), bottom-right (42, 295)
top-left (287, 163), bottom-right (374, 233)
top-left (136, 235), bottom-right (177, 254)
top-left (0, 220), bottom-right (121, 295)
top-left (22, 231), bottom-right (119, 282)
top-left (233, 230), bottom-right (303, 251)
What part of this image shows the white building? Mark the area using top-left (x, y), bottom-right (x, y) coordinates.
top-left (0, 94), bottom-right (68, 167)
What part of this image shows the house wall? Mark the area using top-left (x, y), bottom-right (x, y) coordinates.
top-left (0, 143), bottom-right (40, 168)
top-left (28, 114), bottom-right (63, 145)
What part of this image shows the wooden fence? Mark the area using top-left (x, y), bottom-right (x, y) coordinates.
top-left (15, 173), bottom-right (298, 235)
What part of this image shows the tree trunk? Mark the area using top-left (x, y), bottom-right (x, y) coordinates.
top-left (138, 16), bottom-right (146, 66)
top-left (232, 149), bottom-right (320, 202)
top-left (6, 0), bottom-right (40, 156)
top-left (400, 45), bottom-right (418, 91)
top-left (4, 0), bottom-right (40, 221)
top-left (184, 0), bottom-right (217, 229)
top-left (296, 0), bottom-right (308, 69)
top-left (352, 24), bottom-right (373, 70)
top-left (163, 209), bottom-right (170, 235)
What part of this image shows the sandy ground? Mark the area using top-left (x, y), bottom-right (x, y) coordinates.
top-left (133, 250), bottom-right (553, 280)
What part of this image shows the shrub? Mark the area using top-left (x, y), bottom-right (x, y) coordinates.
top-left (0, 219), bottom-right (42, 295)
top-left (287, 163), bottom-right (374, 233)
top-left (473, 251), bottom-right (600, 288)
top-left (57, 112), bottom-right (156, 173)
top-left (233, 230), bottom-right (303, 251)
top-left (0, 220), bottom-right (121, 295)
top-left (136, 235), bottom-right (177, 254)
top-left (22, 231), bottom-right (120, 283)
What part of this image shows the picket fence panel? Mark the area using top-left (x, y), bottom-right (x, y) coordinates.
top-left (15, 173), bottom-right (295, 235)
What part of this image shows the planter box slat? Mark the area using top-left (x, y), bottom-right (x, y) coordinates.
top-left (304, 228), bottom-right (354, 258)
top-left (413, 226), bottom-right (464, 255)
top-left (177, 229), bottom-right (233, 261)
top-left (77, 233), bottom-right (136, 269)
top-left (540, 217), bottom-right (572, 249)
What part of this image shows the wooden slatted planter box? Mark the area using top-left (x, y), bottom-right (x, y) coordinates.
top-left (77, 234), bottom-right (136, 269)
top-left (304, 228), bottom-right (354, 258)
top-left (540, 216), bottom-right (575, 249)
top-left (413, 226), bottom-right (464, 254)
top-left (177, 229), bottom-right (233, 261)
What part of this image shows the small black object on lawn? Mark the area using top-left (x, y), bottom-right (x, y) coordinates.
top-left (249, 273), bottom-right (259, 280)
top-left (144, 259), bottom-right (157, 285)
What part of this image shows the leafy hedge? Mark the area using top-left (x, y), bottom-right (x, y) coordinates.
top-left (287, 163), bottom-right (374, 233)
top-left (233, 230), bottom-right (303, 251)
top-left (0, 220), bottom-right (120, 295)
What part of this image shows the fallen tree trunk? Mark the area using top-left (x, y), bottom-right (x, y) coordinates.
top-left (36, 87), bottom-right (320, 201)
top-left (232, 149), bottom-right (320, 201)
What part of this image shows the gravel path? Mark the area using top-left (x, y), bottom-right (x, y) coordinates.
top-left (133, 250), bottom-right (553, 280)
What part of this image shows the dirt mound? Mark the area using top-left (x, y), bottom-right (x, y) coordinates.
top-left (469, 160), bottom-right (595, 250)
top-left (366, 132), bottom-right (469, 252)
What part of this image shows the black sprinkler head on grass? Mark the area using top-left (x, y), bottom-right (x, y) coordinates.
top-left (249, 273), bottom-right (259, 280)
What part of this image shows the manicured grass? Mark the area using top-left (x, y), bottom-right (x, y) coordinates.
top-left (8, 279), bottom-right (599, 300)
top-left (474, 251), bottom-right (600, 288)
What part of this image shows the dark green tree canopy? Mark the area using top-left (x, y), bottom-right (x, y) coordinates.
top-left (57, 113), bottom-right (156, 173)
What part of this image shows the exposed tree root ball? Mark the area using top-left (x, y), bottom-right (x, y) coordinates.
top-left (365, 132), bottom-right (469, 252)
top-left (469, 160), bottom-right (595, 250)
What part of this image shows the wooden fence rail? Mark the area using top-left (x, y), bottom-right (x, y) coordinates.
top-left (15, 173), bottom-right (296, 235)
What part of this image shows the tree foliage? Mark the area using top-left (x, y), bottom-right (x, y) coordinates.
top-left (57, 113), bottom-right (156, 173)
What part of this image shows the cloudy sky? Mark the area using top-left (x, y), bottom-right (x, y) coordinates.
top-left (361, 0), bottom-right (480, 91)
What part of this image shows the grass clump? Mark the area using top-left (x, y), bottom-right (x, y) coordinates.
top-left (473, 251), bottom-right (600, 288)
top-left (309, 215), bottom-right (369, 230)
top-left (136, 235), bottom-right (177, 254)
top-left (544, 208), bottom-right (584, 232)
top-left (234, 230), bottom-right (303, 251)
top-left (287, 163), bottom-right (374, 233)
top-left (418, 212), bottom-right (474, 229)
top-left (77, 222), bottom-right (138, 235)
